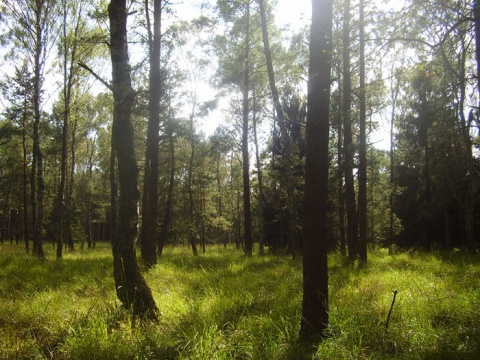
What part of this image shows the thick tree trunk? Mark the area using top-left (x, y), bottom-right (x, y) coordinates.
top-left (141, 0), bottom-right (162, 267)
top-left (300, 0), bottom-right (333, 340)
top-left (242, 1), bottom-right (253, 257)
top-left (108, 0), bottom-right (158, 319)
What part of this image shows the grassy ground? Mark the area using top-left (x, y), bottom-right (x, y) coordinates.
top-left (0, 243), bottom-right (479, 359)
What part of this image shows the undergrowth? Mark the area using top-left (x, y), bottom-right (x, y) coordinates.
top-left (0, 243), bottom-right (479, 359)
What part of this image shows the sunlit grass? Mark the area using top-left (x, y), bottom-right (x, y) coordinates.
top-left (0, 243), bottom-right (479, 359)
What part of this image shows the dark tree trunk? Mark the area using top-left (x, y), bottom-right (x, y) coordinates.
top-left (242, 1), bottom-right (253, 257)
top-left (300, 0), bottom-right (333, 341)
top-left (358, 0), bottom-right (367, 265)
top-left (108, 0), bottom-right (158, 319)
top-left (141, 0), bottom-right (162, 268)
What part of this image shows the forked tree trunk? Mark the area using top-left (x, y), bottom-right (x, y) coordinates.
top-left (108, 0), bottom-right (158, 319)
top-left (300, 0), bottom-right (333, 340)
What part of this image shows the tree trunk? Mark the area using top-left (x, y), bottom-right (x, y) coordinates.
top-left (108, 0), bottom-right (158, 319)
top-left (31, 4), bottom-right (46, 259)
top-left (252, 92), bottom-right (266, 255)
top-left (22, 98), bottom-right (29, 252)
top-left (300, 0), bottom-right (333, 341)
top-left (358, 0), bottom-right (367, 265)
top-left (242, 1), bottom-right (253, 257)
top-left (342, 0), bottom-right (358, 262)
top-left (141, 0), bottom-right (162, 267)
top-left (158, 116), bottom-right (175, 256)
top-left (336, 104), bottom-right (346, 256)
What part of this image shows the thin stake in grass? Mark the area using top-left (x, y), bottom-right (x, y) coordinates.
top-left (385, 290), bottom-right (398, 333)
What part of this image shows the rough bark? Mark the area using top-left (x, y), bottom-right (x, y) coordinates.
top-left (108, 0), bottom-right (158, 319)
top-left (300, 0), bottom-right (333, 341)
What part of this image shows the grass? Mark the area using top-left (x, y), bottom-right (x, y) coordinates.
top-left (0, 243), bottom-right (479, 359)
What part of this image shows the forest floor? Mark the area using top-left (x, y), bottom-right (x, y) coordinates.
top-left (0, 242), bottom-right (479, 359)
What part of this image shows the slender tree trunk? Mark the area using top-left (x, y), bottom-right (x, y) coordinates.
top-left (22, 99), bottom-right (29, 252)
top-left (342, 0), bottom-right (358, 262)
top-left (32, 1), bottom-right (46, 259)
top-left (188, 108), bottom-right (199, 257)
top-left (300, 0), bottom-right (333, 340)
top-left (252, 93), bottom-right (266, 255)
top-left (108, 0), bottom-right (158, 319)
top-left (158, 116), bottom-right (175, 256)
top-left (141, 0), bottom-right (162, 267)
top-left (242, 0), bottom-right (253, 257)
top-left (337, 108), bottom-right (346, 256)
top-left (358, 0), bottom-right (367, 265)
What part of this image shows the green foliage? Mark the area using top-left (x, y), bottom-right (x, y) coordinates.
top-left (1, 244), bottom-right (479, 359)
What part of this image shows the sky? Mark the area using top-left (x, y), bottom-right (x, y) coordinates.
top-left (169, 0), bottom-right (313, 138)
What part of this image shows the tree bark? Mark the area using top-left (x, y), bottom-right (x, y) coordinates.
top-left (108, 0), bottom-right (158, 319)
top-left (300, 0), bottom-right (333, 340)
top-left (141, 0), bottom-right (162, 267)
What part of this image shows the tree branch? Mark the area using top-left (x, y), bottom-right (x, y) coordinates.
top-left (78, 61), bottom-right (113, 91)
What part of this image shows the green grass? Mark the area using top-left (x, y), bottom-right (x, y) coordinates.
top-left (0, 244), bottom-right (479, 359)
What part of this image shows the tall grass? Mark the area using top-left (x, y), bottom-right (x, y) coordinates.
top-left (0, 243), bottom-right (479, 359)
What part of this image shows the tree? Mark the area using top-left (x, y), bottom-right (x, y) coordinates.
top-left (342, 0), bottom-right (358, 262)
top-left (108, 0), bottom-right (158, 318)
top-left (300, 0), bottom-right (334, 340)
top-left (140, 0), bottom-right (162, 268)
top-left (357, 0), bottom-right (367, 265)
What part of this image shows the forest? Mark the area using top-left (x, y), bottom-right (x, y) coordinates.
top-left (0, 0), bottom-right (479, 358)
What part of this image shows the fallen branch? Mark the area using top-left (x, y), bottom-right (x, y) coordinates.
top-left (385, 290), bottom-right (398, 333)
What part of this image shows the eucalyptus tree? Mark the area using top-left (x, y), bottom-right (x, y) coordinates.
top-left (108, 0), bottom-right (158, 318)
top-left (140, 0), bottom-right (162, 268)
top-left (300, 0), bottom-right (334, 340)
